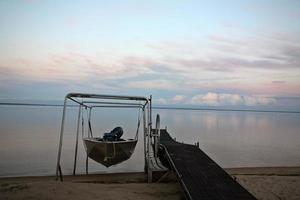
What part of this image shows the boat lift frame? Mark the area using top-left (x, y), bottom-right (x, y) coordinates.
top-left (56, 93), bottom-right (163, 182)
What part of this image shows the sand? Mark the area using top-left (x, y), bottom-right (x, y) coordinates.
top-left (0, 172), bottom-right (184, 200)
top-left (228, 167), bottom-right (300, 200)
top-left (1, 167), bottom-right (299, 200)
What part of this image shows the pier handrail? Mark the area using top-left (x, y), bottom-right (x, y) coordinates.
top-left (162, 145), bottom-right (193, 200)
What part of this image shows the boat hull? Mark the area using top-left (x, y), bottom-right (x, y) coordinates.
top-left (83, 138), bottom-right (137, 167)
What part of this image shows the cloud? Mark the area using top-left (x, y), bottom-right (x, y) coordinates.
top-left (1, 31), bottom-right (300, 97)
top-left (210, 34), bottom-right (300, 67)
top-left (0, 53), bottom-right (156, 84)
top-left (156, 98), bottom-right (168, 104)
top-left (154, 93), bottom-right (276, 106)
top-left (154, 95), bottom-right (186, 105)
top-left (162, 33), bottom-right (300, 73)
top-left (272, 80), bottom-right (286, 84)
top-left (148, 33), bottom-right (300, 76)
top-left (126, 79), bottom-right (176, 90)
top-left (190, 93), bottom-right (276, 106)
top-left (171, 95), bottom-right (186, 103)
top-left (145, 33), bottom-right (300, 96)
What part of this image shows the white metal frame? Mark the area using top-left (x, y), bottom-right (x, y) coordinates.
top-left (55, 93), bottom-right (154, 181)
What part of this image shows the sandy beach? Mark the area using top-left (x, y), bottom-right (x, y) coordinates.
top-left (0, 167), bottom-right (299, 200)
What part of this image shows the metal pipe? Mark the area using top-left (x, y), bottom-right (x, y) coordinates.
top-left (67, 93), bottom-right (148, 101)
top-left (73, 105), bottom-right (81, 175)
top-left (143, 107), bottom-right (147, 173)
top-left (146, 102), bottom-right (151, 182)
top-left (91, 105), bottom-right (143, 109)
top-left (86, 154), bottom-right (89, 175)
top-left (56, 96), bottom-right (68, 180)
top-left (82, 101), bottom-right (144, 106)
top-left (150, 95), bottom-right (152, 130)
top-left (68, 97), bottom-right (91, 108)
top-left (154, 114), bottom-right (160, 157)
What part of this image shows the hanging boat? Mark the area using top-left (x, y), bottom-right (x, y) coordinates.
top-left (83, 126), bottom-right (138, 167)
top-left (56, 93), bottom-right (166, 181)
top-left (83, 137), bottom-right (137, 167)
top-left (81, 113), bottom-right (141, 167)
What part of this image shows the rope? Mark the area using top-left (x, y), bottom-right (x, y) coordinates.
top-left (88, 108), bottom-right (93, 138)
top-left (135, 107), bottom-right (142, 140)
top-left (81, 106), bottom-right (85, 139)
top-left (104, 142), bottom-right (116, 161)
top-left (88, 121), bottom-right (93, 138)
top-left (81, 104), bottom-right (141, 141)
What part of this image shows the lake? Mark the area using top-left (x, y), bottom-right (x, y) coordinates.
top-left (0, 105), bottom-right (299, 177)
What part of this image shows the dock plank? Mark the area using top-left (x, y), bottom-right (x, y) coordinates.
top-left (159, 129), bottom-right (257, 200)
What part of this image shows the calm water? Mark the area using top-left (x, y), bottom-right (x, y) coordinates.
top-left (0, 105), bottom-right (300, 177)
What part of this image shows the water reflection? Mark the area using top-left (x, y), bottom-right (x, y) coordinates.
top-left (0, 106), bottom-right (300, 177)
top-left (158, 109), bottom-right (300, 168)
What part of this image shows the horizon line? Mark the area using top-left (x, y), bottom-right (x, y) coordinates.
top-left (0, 102), bottom-right (299, 114)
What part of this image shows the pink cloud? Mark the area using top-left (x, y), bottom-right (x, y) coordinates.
top-left (272, 80), bottom-right (286, 84)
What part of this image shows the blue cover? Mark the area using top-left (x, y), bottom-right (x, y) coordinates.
top-left (103, 127), bottom-right (123, 141)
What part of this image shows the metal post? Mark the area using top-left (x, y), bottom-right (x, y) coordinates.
top-left (147, 102), bottom-right (152, 183)
top-left (86, 108), bottom-right (91, 174)
top-left (154, 114), bottom-right (160, 157)
top-left (73, 105), bottom-right (81, 175)
top-left (56, 96), bottom-right (68, 180)
top-left (150, 95), bottom-right (152, 130)
top-left (143, 107), bottom-right (147, 173)
top-left (86, 155), bottom-right (89, 174)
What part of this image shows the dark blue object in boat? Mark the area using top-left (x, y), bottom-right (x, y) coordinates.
top-left (103, 127), bottom-right (123, 141)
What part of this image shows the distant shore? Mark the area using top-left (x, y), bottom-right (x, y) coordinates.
top-left (1, 167), bottom-right (299, 200)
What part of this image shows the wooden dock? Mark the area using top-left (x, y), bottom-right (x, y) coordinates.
top-left (159, 129), bottom-right (257, 200)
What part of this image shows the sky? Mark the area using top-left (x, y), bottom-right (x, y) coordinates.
top-left (0, 0), bottom-right (300, 109)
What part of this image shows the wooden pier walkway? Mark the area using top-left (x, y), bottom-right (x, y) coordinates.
top-left (159, 129), bottom-right (257, 200)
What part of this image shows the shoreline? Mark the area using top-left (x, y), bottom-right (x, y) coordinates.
top-left (1, 166), bottom-right (300, 200)
top-left (1, 166), bottom-right (299, 179)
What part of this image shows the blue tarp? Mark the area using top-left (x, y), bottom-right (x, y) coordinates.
top-left (103, 127), bottom-right (123, 141)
